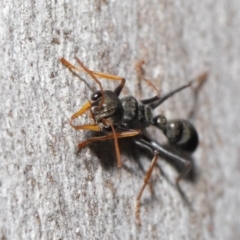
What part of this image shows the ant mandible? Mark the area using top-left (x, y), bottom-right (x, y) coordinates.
top-left (60, 57), bottom-right (205, 225)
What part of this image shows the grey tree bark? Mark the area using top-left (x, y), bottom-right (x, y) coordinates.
top-left (1, 1), bottom-right (240, 239)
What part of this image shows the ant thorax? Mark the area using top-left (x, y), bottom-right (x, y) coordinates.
top-left (120, 95), bottom-right (152, 130)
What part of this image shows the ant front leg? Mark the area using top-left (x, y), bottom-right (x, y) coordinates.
top-left (77, 129), bottom-right (141, 168)
top-left (135, 135), bottom-right (192, 190)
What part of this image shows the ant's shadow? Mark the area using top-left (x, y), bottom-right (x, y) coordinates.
top-left (85, 132), bottom-right (117, 170)
top-left (86, 134), bottom-right (138, 171)
top-left (81, 134), bottom-right (198, 207)
top-left (86, 135), bottom-right (197, 181)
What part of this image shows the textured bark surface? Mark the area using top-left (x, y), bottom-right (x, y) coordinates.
top-left (1, 1), bottom-right (240, 239)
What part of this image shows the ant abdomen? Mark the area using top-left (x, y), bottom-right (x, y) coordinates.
top-left (153, 115), bottom-right (198, 152)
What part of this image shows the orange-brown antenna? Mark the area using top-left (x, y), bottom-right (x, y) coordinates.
top-left (74, 57), bottom-right (105, 107)
top-left (60, 57), bottom-right (105, 107)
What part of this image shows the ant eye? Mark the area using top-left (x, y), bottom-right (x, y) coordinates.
top-left (91, 91), bottom-right (102, 101)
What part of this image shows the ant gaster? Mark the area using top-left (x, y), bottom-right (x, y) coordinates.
top-left (61, 57), bottom-right (204, 225)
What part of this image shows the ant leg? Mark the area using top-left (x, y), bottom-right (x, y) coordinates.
top-left (78, 130), bottom-right (141, 148)
top-left (78, 129), bottom-right (141, 168)
top-left (136, 60), bottom-right (161, 104)
top-left (149, 72), bottom-right (208, 109)
top-left (70, 124), bottom-right (100, 131)
top-left (149, 82), bottom-right (193, 108)
top-left (135, 136), bottom-right (192, 185)
top-left (136, 61), bottom-right (208, 107)
top-left (188, 71), bottom-right (208, 119)
top-left (133, 136), bottom-right (192, 224)
top-left (148, 138), bottom-right (192, 186)
top-left (133, 137), bottom-right (160, 225)
top-left (136, 152), bottom-right (159, 226)
top-left (135, 61), bottom-right (191, 105)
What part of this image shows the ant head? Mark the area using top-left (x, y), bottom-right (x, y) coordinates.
top-left (90, 90), bottom-right (124, 130)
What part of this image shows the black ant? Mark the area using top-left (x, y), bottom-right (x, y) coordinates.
top-left (60, 57), bottom-right (207, 225)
